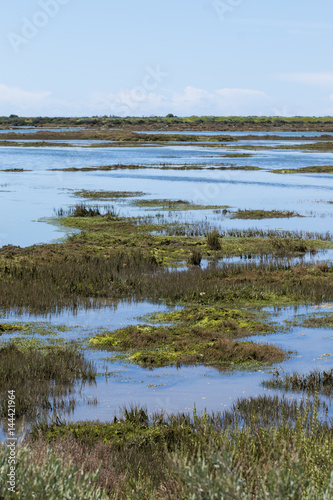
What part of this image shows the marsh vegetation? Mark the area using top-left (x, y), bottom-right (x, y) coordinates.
top-left (11, 396), bottom-right (332, 499)
top-left (1, 116), bottom-right (333, 498)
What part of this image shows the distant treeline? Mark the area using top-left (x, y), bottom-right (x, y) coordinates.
top-left (1, 114), bottom-right (333, 130)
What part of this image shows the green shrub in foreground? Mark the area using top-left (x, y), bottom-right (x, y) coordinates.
top-left (0, 445), bottom-right (107, 499)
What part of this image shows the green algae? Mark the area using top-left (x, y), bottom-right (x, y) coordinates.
top-left (89, 306), bottom-right (284, 369)
top-left (0, 322), bottom-right (70, 337)
top-left (144, 306), bottom-right (275, 333)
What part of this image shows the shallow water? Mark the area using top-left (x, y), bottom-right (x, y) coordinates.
top-left (0, 141), bottom-right (332, 246)
top-left (1, 302), bottom-right (332, 427)
top-left (0, 127), bottom-right (87, 134)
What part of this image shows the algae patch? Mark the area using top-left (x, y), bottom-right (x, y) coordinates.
top-left (89, 306), bottom-right (285, 369)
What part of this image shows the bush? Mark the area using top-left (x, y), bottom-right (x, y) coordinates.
top-left (187, 249), bottom-right (202, 266)
top-left (73, 204), bottom-right (101, 217)
top-left (0, 446), bottom-right (107, 499)
top-left (206, 229), bottom-right (221, 250)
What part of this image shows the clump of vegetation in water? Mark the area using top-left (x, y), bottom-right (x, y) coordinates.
top-left (0, 343), bottom-right (96, 419)
top-left (0, 230), bottom-right (333, 315)
top-left (89, 306), bottom-right (285, 368)
top-left (206, 229), bottom-right (221, 250)
top-left (132, 198), bottom-right (229, 211)
top-left (73, 190), bottom-right (145, 200)
top-left (262, 369), bottom-right (333, 397)
top-left (273, 165), bottom-right (333, 174)
top-left (55, 203), bottom-right (119, 219)
top-left (231, 209), bottom-right (302, 219)
top-left (187, 248), bottom-right (202, 266)
top-left (289, 312), bottom-right (333, 329)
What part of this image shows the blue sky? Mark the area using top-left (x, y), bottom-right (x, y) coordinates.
top-left (1, 0), bottom-right (333, 116)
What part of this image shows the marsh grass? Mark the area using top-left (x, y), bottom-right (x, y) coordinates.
top-left (56, 204), bottom-right (119, 219)
top-left (0, 209), bottom-right (332, 315)
top-left (231, 209), bottom-right (302, 219)
top-left (0, 343), bottom-right (96, 419)
top-left (206, 229), bottom-right (221, 250)
top-left (262, 369), bottom-right (333, 397)
top-left (1, 242), bottom-right (333, 315)
top-left (73, 190), bottom-right (145, 200)
top-left (153, 219), bottom-right (332, 241)
top-left (187, 248), bottom-right (202, 266)
top-left (132, 199), bottom-right (229, 211)
top-left (25, 395), bottom-right (333, 498)
top-left (273, 165), bottom-right (333, 174)
top-left (301, 313), bottom-right (333, 329)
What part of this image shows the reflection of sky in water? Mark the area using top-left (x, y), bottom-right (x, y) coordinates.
top-left (0, 141), bottom-right (332, 246)
top-left (0, 127), bottom-right (86, 134)
top-left (0, 302), bottom-right (332, 424)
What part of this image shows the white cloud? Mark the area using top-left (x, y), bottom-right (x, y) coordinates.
top-left (89, 86), bottom-right (272, 117)
top-left (279, 72), bottom-right (333, 87)
top-left (0, 83), bottom-right (51, 114)
top-left (0, 83), bottom-right (301, 117)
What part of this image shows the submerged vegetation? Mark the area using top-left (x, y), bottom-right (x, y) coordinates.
top-left (301, 312), bottom-right (333, 328)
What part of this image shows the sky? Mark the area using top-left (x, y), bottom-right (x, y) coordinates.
top-left (1, 0), bottom-right (333, 117)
